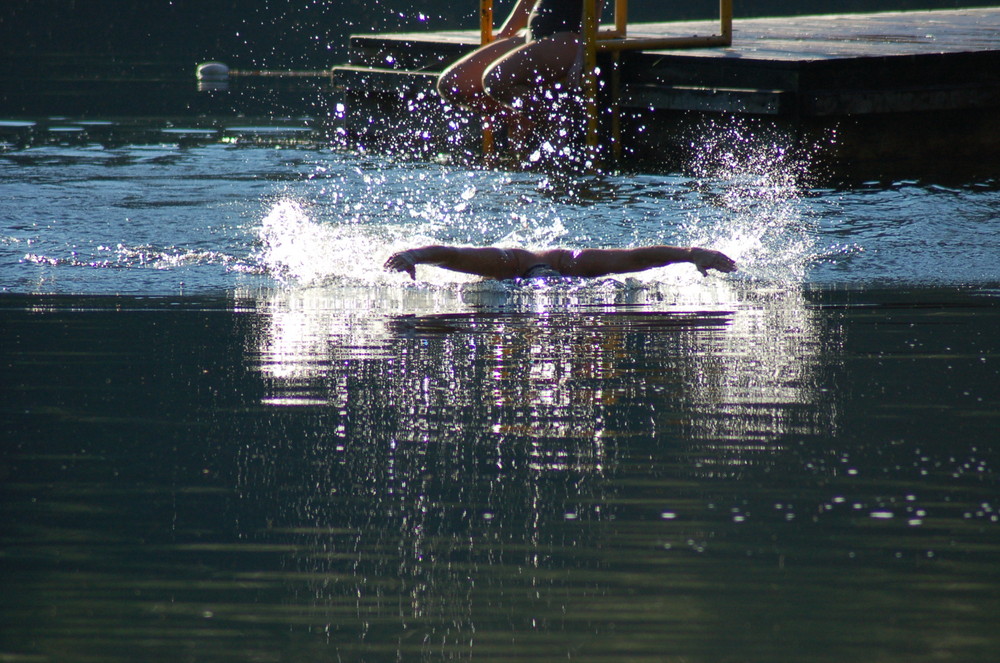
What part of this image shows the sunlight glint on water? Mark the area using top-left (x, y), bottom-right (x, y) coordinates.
top-left (677, 119), bottom-right (823, 284)
top-left (255, 140), bottom-right (821, 291)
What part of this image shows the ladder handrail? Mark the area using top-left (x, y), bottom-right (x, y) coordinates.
top-left (477, 0), bottom-right (732, 48)
top-left (592, 0), bottom-right (732, 51)
top-left (582, 0), bottom-right (734, 161)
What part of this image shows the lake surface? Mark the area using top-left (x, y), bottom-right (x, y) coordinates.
top-left (2, 127), bottom-right (999, 662)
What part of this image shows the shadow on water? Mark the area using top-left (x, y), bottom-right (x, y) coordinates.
top-left (2, 282), bottom-right (999, 662)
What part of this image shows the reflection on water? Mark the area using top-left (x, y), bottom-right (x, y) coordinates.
top-left (250, 278), bottom-right (836, 470)
top-left (232, 280), bottom-right (842, 657)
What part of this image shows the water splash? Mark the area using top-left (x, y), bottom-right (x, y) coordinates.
top-left (253, 163), bottom-right (581, 288)
top-left (254, 118), bottom-right (829, 293)
top-left (254, 196), bottom-right (450, 286)
top-left (675, 118), bottom-right (823, 284)
top-left (256, 198), bottom-right (339, 284)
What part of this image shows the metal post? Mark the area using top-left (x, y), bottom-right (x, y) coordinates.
top-left (720, 0), bottom-right (733, 44)
top-left (615, 0), bottom-right (627, 37)
top-left (582, 0), bottom-right (600, 163)
top-left (480, 0), bottom-right (495, 156)
top-left (610, 50), bottom-right (621, 164)
top-left (480, 0), bottom-right (494, 44)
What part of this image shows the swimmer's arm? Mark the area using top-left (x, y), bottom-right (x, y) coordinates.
top-left (384, 246), bottom-right (526, 280)
top-left (496, 0), bottom-right (536, 38)
top-left (557, 246), bottom-right (737, 277)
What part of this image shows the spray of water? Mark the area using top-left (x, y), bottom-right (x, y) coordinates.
top-left (673, 117), bottom-right (823, 284)
top-left (254, 111), bottom-right (828, 297)
top-left (254, 162), bottom-right (577, 288)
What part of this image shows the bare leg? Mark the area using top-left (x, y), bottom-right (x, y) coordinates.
top-left (437, 36), bottom-right (525, 117)
top-left (483, 35), bottom-right (582, 114)
top-left (481, 34), bottom-right (585, 152)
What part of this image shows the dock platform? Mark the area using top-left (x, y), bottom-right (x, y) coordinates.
top-left (332, 8), bottom-right (1000, 180)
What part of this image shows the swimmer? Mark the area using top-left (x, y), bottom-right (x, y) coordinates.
top-left (384, 245), bottom-right (737, 280)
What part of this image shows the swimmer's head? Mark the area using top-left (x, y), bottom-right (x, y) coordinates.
top-left (522, 264), bottom-right (562, 279)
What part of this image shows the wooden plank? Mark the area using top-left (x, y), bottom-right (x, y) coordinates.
top-left (347, 36), bottom-right (472, 70)
top-left (349, 8), bottom-right (1000, 63)
top-left (804, 82), bottom-right (1000, 115)
top-left (343, 9), bottom-right (1000, 97)
top-left (797, 50), bottom-right (1000, 91)
top-left (621, 84), bottom-right (792, 115)
top-left (641, 9), bottom-right (1000, 59)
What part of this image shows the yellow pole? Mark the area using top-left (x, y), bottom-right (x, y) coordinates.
top-left (582, 0), bottom-right (599, 162)
top-left (720, 0), bottom-right (733, 45)
top-left (480, 0), bottom-right (495, 156)
top-left (610, 50), bottom-right (621, 163)
top-left (480, 0), bottom-right (494, 44)
top-left (610, 0), bottom-right (626, 163)
top-left (615, 0), bottom-right (627, 37)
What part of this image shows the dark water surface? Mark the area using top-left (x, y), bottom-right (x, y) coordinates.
top-left (2, 136), bottom-right (1000, 661)
top-left (2, 286), bottom-right (999, 662)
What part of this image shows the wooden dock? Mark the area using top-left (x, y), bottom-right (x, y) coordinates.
top-left (332, 8), bottom-right (1000, 180)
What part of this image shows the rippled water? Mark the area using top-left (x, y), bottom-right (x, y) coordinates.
top-left (2, 129), bottom-right (999, 662)
top-left (2, 138), bottom-right (998, 294)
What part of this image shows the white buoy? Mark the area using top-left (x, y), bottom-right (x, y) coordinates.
top-left (196, 62), bottom-right (230, 91)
